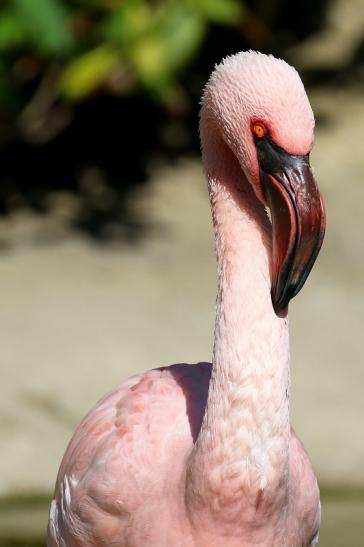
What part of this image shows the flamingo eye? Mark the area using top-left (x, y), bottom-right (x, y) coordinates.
top-left (253, 123), bottom-right (266, 138)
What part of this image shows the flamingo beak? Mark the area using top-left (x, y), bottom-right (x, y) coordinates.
top-left (256, 135), bottom-right (326, 315)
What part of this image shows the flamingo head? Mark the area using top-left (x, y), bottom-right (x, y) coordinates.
top-left (202, 51), bottom-right (326, 314)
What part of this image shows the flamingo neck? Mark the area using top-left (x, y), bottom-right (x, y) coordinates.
top-left (186, 124), bottom-right (290, 530)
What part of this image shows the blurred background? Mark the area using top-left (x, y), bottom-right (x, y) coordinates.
top-left (0, 0), bottom-right (363, 545)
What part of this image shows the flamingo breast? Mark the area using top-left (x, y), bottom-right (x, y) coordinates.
top-left (48, 363), bottom-right (211, 547)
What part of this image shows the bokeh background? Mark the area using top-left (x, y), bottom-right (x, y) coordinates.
top-left (0, 0), bottom-right (363, 545)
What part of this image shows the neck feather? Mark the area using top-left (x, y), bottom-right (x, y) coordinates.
top-left (186, 120), bottom-right (291, 531)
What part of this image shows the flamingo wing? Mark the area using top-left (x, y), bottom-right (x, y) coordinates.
top-left (48, 363), bottom-right (211, 547)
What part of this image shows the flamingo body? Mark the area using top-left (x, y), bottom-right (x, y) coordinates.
top-left (48, 364), bottom-right (319, 546)
top-left (48, 51), bottom-right (325, 546)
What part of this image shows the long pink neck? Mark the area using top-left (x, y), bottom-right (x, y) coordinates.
top-left (186, 120), bottom-right (290, 531)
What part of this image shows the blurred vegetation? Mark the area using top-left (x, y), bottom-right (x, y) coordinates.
top-left (1, 0), bottom-right (245, 108)
top-left (0, 0), bottom-right (329, 241)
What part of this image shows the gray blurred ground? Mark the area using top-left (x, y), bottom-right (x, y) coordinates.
top-left (1, 1), bottom-right (364, 542)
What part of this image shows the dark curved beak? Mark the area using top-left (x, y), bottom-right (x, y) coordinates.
top-left (256, 135), bottom-right (326, 315)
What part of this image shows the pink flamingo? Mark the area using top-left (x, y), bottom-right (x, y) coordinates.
top-left (48, 51), bottom-right (326, 546)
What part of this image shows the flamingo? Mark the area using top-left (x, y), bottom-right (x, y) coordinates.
top-left (48, 51), bottom-right (326, 547)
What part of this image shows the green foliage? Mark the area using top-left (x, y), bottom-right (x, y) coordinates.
top-left (12, 0), bottom-right (74, 55)
top-left (0, 8), bottom-right (27, 51)
top-left (104, 1), bottom-right (207, 101)
top-left (104, 0), bottom-right (152, 50)
top-left (192, 0), bottom-right (244, 25)
top-left (60, 45), bottom-right (119, 100)
top-left (0, 0), bottom-right (246, 121)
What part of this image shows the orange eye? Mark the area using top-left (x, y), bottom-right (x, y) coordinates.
top-left (253, 123), bottom-right (266, 138)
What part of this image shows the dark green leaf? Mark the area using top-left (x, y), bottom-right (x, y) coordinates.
top-left (12, 0), bottom-right (74, 55)
top-left (103, 0), bottom-right (152, 50)
top-left (193, 0), bottom-right (244, 25)
top-left (59, 46), bottom-right (120, 100)
top-left (161, 5), bottom-right (206, 71)
top-left (0, 9), bottom-right (27, 51)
